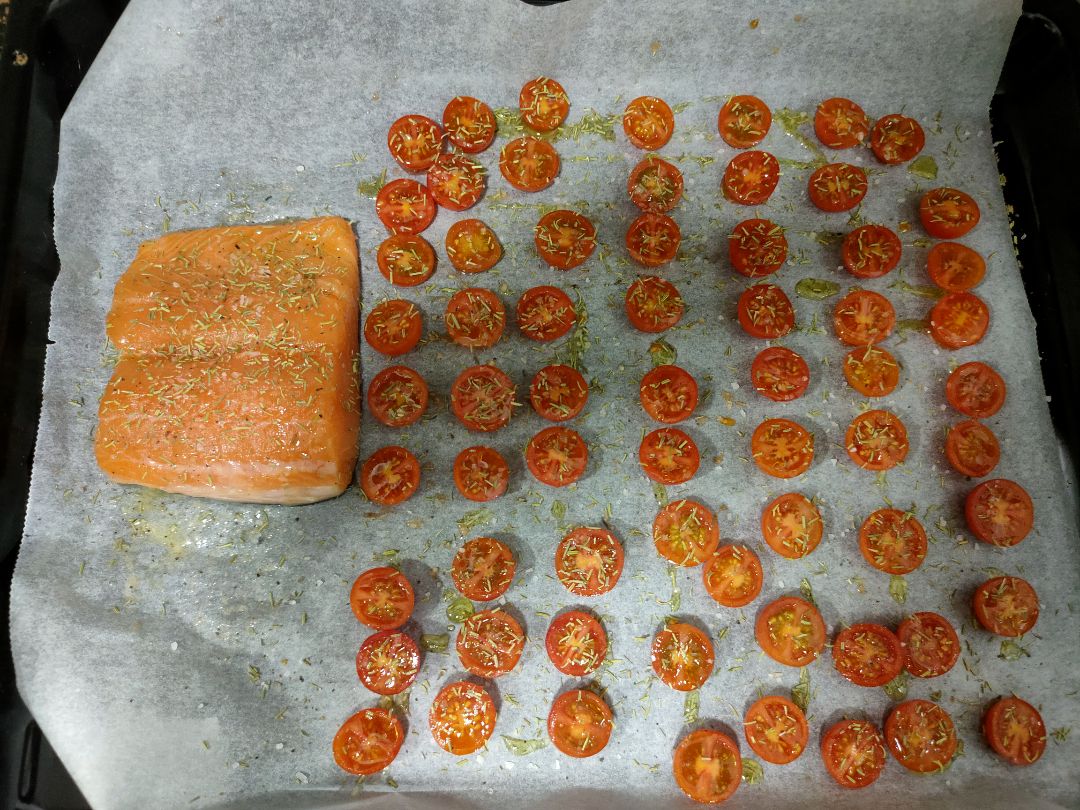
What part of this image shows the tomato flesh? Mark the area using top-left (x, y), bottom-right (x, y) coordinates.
top-left (897, 611), bottom-right (960, 678)
top-left (623, 95), bottom-right (675, 149)
top-left (982, 696), bottom-right (1047, 766)
top-left (456, 609), bottom-right (525, 677)
top-left (367, 365), bottom-right (428, 428)
top-left (386, 114), bottom-right (443, 172)
top-left (555, 527), bottom-right (624, 597)
top-left (548, 689), bottom-right (614, 758)
top-left (377, 233), bottom-right (436, 287)
top-left (545, 611), bottom-right (608, 676)
top-left (530, 364), bottom-right (589, 422)
top-left (626, 212), bottom-right (681, 267)
top-left (885, 700), bottom-right (957, 773)
top-left (520, 76), bottom-right (569, 132)
top-left (626, 275), bottom-right (685, 332)
top-left (350, 566), bottom-right (415, 631)
top-left (751, 346), bottom-right (809, 402)
top-left (429, 680), bottom-right (496, 755)
top-left (450, 365), bottom-right (516, 432)
top-left (920, 187), bottom-right (980, 239)
top-left (364, 299), bottom-right (422, 356)
top-left (445, 218), bottom-right (502, 273)
top-left (355, 631), bottom-right (420, 696)
top-left (376, 178), bottom-right (436, 235)
top-left (452, 537), bottom-right (515, 602)
top-left (843, 345), bottom-right (900, 397)
top-left (639, 364), bottom-right (698, 424)
top-left (808, 163), bottom-right (867, 212)
top-left (652, 621), bottom-right (715, 691)
top-left (729, 218), bottom-right (788, 278)
top-left (833, 289), bottom-right (896, 345)
top-left (744, 695), bottom-right (809, 765)
top-left (452, 445), bottom-right (509, 502)
top-left (927, 242), bottom-right (986, 291)
top-left (627, 156), bottom-right (684, 212)
top-left (859, 508), bottom-right (927, 575)
top-left (703, 544), bottom-right (763, 608)
top-left (751, 418), bottom-right (815, 478)
top-left (821, 720), bottom-right (887, 789)
top-left (945, 419), bottom-right (1000, 477)
top-left (870, 114), bottom-right (925, 164)
top-left (526, 426), bottom-right (588, 487)
top-left (761, 492), bottom-right (823, 559)
top-left (360, 446), bottom-right (421, 506)
top-left (639, 427), bottom-right (700, 485)
top-left (499, 136), bottom-right (560, 192)
top-left (653, 499), bottom-right (720, 567)
top-left (814, 97), bottom-right (870, 149)
top-left (535, 209), bottom-right (597, 269)
top-left (719, 94), bottom-right (772, 148)
top-left (842, 224), bottom-right (902, 278)
top-left (427, 153), bottom-right (486, 211)
top-left (929, 291), bottom-right (989, 349)
top-left (973, 576), bottom-right (1039, 637)
top-left (516, 285), bottom-right (576, 342)
top-left (845, 409), bottom-right (909, 471)
top-left (832, 623), bottom-right (904, 687)
top-left (946, 361), bottom-right (1006, 418)
top-left (333, 708), bottom-right (404, 775)
top-left (738, 283), bottom-right (795, 339)
top-left (673, 730), bottom-right (742, 804)
top-left (443, 96), bottom-right (496, 153)
top-left (723, 150), bottom-right (780, 205)
top-left (445, 288), bottom-right (505, 349)
top-left (755, 596), bottom-right (826, 667)
top-left (965, 478), bottom-right (1033, 547)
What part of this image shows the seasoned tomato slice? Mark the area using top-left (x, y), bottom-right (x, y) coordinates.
top-left (846, 409), bottom-right (909, 471)
top-left (843, 345), bottom-right (900, 397)
top-left (808, 163), bottom-right (867, 212)
top-left (350, 566), bottom-right (415, 630)
top-left (356, 631), bottom-right (420, 696)
top-left (870, 114), bottom-right (926, 164)
top-left (625, 276), bottom-right (685, 332)
top-left (965, 478), bottom-right (1033, 547)
top-left (729, 218), bottom-right (788, 278)
top-left (738, 283), bottom-right (795, 339)
top-left (814, 97), bottom-right (870, 149)
top-left (842, 224), bottom-right (902, 278)
top-left (885, 700), bottom-right (957, 773)
top-left (927, 242), bottom-right (986, 291)
top-left (450, 365), bottom-right (516, 432)
top-left (947, 361), bottom-right (1006, 418)
top-left (530, 364), bottom-right (588, 422)
top-left (429, 680), bottom-right (497, 756)
top-left (534, 209), bottom-right (597, 269)
top-left (456, 609), bottom-right (525, 678)
top-left (833, 289), bottom-right (895, 345)
top-left (972, 576), bottom-right (1039, 637)
top-left (333, 708), bottom-right (404, 775)
top-left (386, 114), bottom-right (443, 172)
top-left (377, 233), bottom-right (437, 287)
top-left (723, 150), bottom-right (780, 205)
top-left (626, 212), bottom-right (681, 267)
top-left (360, 446), bottom-right (421, 506)
top-left (652, 621), bottom-right (715, 691)
top-left (623, 95), bottom-right (674, 150)
top-left (751, 418), bottom-right (814, 479)
top-left (526, 426), bottom-right (588, 487)
top-left (627, 156), bottom-right (684, 212)
top-left (519, 76), bottom-right (569, 132)
top-left (516, 285), bottom-right (576, 341)
top-left (499, 136), bottom-right (560, 192)
top-left (832, 623), bottom-right (904, 688)
top-left (673, 730), bottom-right (742, 804)
top-left (444, 288), bottom-right (505, 349)
top-left (427, 153), bottom-right (486, 211)
top-left (367, 365), bottom-right (428, 428)
top-left (442, 95), bottom-right (497, 153)
top-left (919, 187), bottom-right (980, 239)
top-left (555, 527), bottom-right (624, 597)
top-left (376, 178), bottom-right (437, 235)
top-left (929, 291), bottom-right (989, 349)
top-left (639, 364), bottom-right (698, 423)
top-left (452, 446), bottom-right (510, 502)
top-left (445, 218), bottom-right (502, 273)
top-left (718, 94), bottom-right (772, 148)
top-left (365, 299), bottom-right (422, 356)
top-left (755, 595), bottom-right (826, 667)
top-left (859, 508), bottom-right (927, 574)
top-left (703, 544), bottom-right (763, 608)
top-left (548, 689), bottom-right (614, 758)
top-left (744, 695), bottom-right (809, 765)
top-left (751, 346), bottom-right (810, 402)
top-left (545, 610), bottom-right (608, 676)
top-left (639, 427), bottom-right (700, 485)
top-left (452, 536), bottom-right (515, 602)
top-left (945, 419), bottom-right (1000, 477)
top-left (761, 492), bottom-right (823, 559)
top-left (653, 499), bottom-right (720, 567)
top-left (821, 720), bottom-right (887, 789)
top-left (897, 611), bottom-right (960, 678)
top-left (982, 696), bottom-right (1047, 766)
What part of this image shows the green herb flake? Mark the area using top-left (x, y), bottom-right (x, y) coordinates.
top-left (795, 278), bottom-right (840, 300)
top-left (889, 279), bottom-right (944, 300)
top-left (386, 777), bottom-right (399, 789)
top-left (551, 500), bottom-right (567, 521)
top-left (667, 566), bottom-right (681, 612)
top-left (999, 639), bottom-right (1030, 662)
top-left (653, 482), bottom-right (669, 507)
top-left (741, 758), bottom-right (765, 784)
top-left (683, 690), bottom-right (700, 723)
top-left (457, 508), bottom-right (493, 535)
top-left (671, 101), bottom-right (693, 114)
top-left (1051, 727), bottom-right (1072, 743)
top-left (446, 597), bottom-right (475, 624)
top-left (502, 736), bottom-right (547, 756)
top-left (648, 338), bottom-right (677, 367)
top-left (889, 575), bottom-right (908, 605)
top-left (799, 577), bottom-right (816, 606)
top-left (356, 169), bottom-right (388, 198)
top-left (792, 668), bottom-right (812, 712)
top-left (882, 671), bottom-right (911, 701)
top-left (421, 633), bottom-right (450, 653)
top-left (908, 155), bottom-right (939, 180)
top-left (896, 317), bottom-right (930, 335)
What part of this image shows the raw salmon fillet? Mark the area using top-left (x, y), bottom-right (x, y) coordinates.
top-left (96, 217), bottom-right (360, 505)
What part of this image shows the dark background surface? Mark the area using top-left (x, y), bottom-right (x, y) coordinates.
top-left (1, 0), bottom-right (1077, 807)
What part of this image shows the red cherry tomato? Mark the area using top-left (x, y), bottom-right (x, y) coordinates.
top-left (547, 689), bottom-right (614, 758)
top-left (897, 611), bottom-right (960, 678)
top-left (376, 233), bottom-right (437, 287)
top-left (444, 288), bottom-right (505, 349)
top-left (832, 623), bottom-right (904, 687)
top-left (738, 283), bottom-right (795, 339)
top-left (367, 365), bottom-right (428, 428)
top-left (625, 276), bottom-right (685, 332)
top-left (626, 212), bottom-right (680, 267)
top-left (808, 163), bottom-right (867, 212)
top-left (442, 96), bottom-right (497, 153)
top-left (450, 365), bottom-right (516, 432)
top-left (755, 595), bottom-right (826, 667)
top-left (639, 427), bottom-right (700, 485)
top-left (884, 700), bottom-right (958, 773)
top-left (945, 419), bottom-right (1000, 477)
top-left (833, 289), bottom-right (896, 345)
top-left (452, 536), bottom-right (515, 602)
top-left (627, 156), bottom-right (684, 212)
top-left (821, 720), bottom-right (887, 789)
top-left (386, 114), bottom-right (443, 172)
top-left (751, 346), bottom-right (810, 402)
top-left (673, 730), bottom-right (742, 804)
top-left (729, 218), bottom-right (788, 278)
top-left (919, 187), bottom-right (980, 238)
top-left (842, 224), bottom-right (902, 278)
top-left (456, 609), bottom-right (525, 677)
top-left (534, 210), bottom-right (597, 269)
top-left (526, 426), bottom-right (588, 488)
top-left (965, 478), bottom-right (1034, 547)
top-left (375, 178), bottom-right (437, 235)
top-left (846, 409), bottom-right (909, 471)
top-left (946, 361), bottom-right (1006, 418)
top-left (870, 114), bottom-right (925, 164)
top-left (751, 418), bottom-right (814, 479)
top-left (718, 94), bottom-right (772, 148)
top-left (623, 95), bottom-right (674, 150)
top-left (843, 345), bottom-right (900, 397)
top-left (530, 364), bottom-right (588, 422)
top-left (427, 153), bottom-right (486, 211)
top-left (703, 544), bottom-right (763, 608)
top-left (333, 708), bottom-right (404, 775)
top-left (929, 291), bottom-right (989, 349)
top-left (516, 285), bottom-right (576, 342)
top-left (927, 242), bottom-right (986, 291)
top-left (355, 631), bottom-right (420, 696)
top-left (350, 566), bottom-right (415, 630)
top-left (429, 681), bottom-right (496, 755)
top-left (545, 610), bottom-right (608, 676)
top-left (761, 492), bottom-right (823, 559)
top-left (639, 364), bottom-right (698, 423)
top-left (972, 576), bottom-right (1039, 637)
top-left (744, 695), bottom-right (808, 765)
top-left (360, 446), bottom-right (421, 506)
top-left (653, 499), bottom-right (720, 567)
top-left (652, 621), bottom-right (715, 691)
top-left (723, 150), bottom-right (780, 205)
top-left (982, 696), bottom-right (1047, 766)
top-left (445, 218), bottom-right (502, 273)
top-left (859, 508), bottom-right (927, 575)
top-left (499, 136), bottom-right (560, 192)
top-left (365, 299), bottom-right (422, 357)
top-left (555, 527), bottom-right (624, 597)
top-left (519, 76), bottom-right (569, 132)
top-left (452, 446), bottom-right (509, 502)
top-left (814, 98), bottom-right (870, 149)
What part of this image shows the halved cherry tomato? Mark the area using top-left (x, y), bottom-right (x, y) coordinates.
top-left (982, 696), bottom-right (1046, 766)
top-left (833, 623), bottom-right (904, 687)
top-left (376, 178), bottom-right (437, 235)
top-left (703, 544), bottom-right (762, 608)
top-left (653, 499), bottom-right (720, 567)
top-left (738, 283), bottom-right (795, 339)
top-left (623, 95), bottom-right (674, 150)
top-left (927, 242), bottom-right (986, 291)
top-left (443, 95), bottom-right (497, 153)
top-left (821, 720), bottom-right (887, 789)
top-left (859, 508), bottom-right (927, 574)
top-left (333, 708), bottom-right (404, 775)
top-left (723, 150), bottom-right (780, 205)
top-left (833, 289), bottom-right (895, 346)
top-left (535, 210), bottom-right (596, 269)
top-left (639, 364), bottom-right (698, 423)
top-left (530, 364), bottom-right (588, 421)
top-left (548, 689), bottom-right (614, 758)
top-left (808, 163), bottom-right (868, 212)
top-left (519, 76), bottom-right (569, 132)
top-left (429, 680), bottom-right (496, 755)
top-left (627, 156), bottom-right (684, 212)
top-left (947, 362), bottom-right (1006, 418)
top-left (356, 631), bottom-right (420, 696)
top-left (626, 213), bottom-right (680, 267)
top-left (751, 418), bottom-right (814, 479)
top-left (814, 98), bottom-right (870, 149)
top-left (751, 346), bottom-right (809, 401)
top-left (843, 345), bottom-right (900, 397)
top-left (452, 446), bottom-right (509, 502)
top-left (377, 233), bottom-right (437, 287)
top-left (673, 729), bottom-right (741, 804)
top-left (652, 621), bottom-right (715, 691)
top-left (729, 218), bottom-right (788, 278)
top-left (545, 610), bottom-right (608, 676)
top-left (842, 225), bottom-right (902, 278)
top-left (456, 609), bottom-right (525, 677)
top-left (516, 285), bottom-right (576, 341)
top-left (367, 365), bottom-right (428, 428)
top-left (846, 409), bottom-right (909, 470)
top-left (885, 700), bottom-right (957, 773)
top-left (452, 536), bottom-right (515, 601)
top-left (445, 288), bottom-right (505, 349)
top-left (755, 595), bottom-right (826, 667)
top-left (965, 478), bottom-right (1034, 547)
top-left (744, 695), bottom-right (808, 765)
top-left (526, 426), bottom-right (588, 487)
top-left (427, 153), bottom-right (486, 211)
top-left (387, 114), bottom-right (443, 173)
top-left (973, 576), bottom-right (1039, 637)
top-left (870, 115), bottom-right (925, 164)
top-left (360, 446), bottom-right (421, 506)
top-left (499, 136), bottom-right (560, 192)
top-left (920, 187), bottom-right (980, 239)
top-left (555, 527), bottom-right (624, 597)
top-left (639, 427), bottom-right (700, 485)
top-left (450, 365), bottom-right (516, 432)
top-left (719, 94), bottom-right (772, 148)
top-left (625, 276), bottom-right (685, 332)
top-left (350, 566), bottom-right (415, 630)
top-left (365, 299), bottom-right (422, 356)
top-left (445, 218), bottom-right (502, 273)
top-left (897, 611), bottom-right (960, 678)
top-left (929, 291), bottom-right (989, 349)
top-left (946, 420), bottom-right (1000, 477)
top-left (761, 492), bottom-right (823, 559)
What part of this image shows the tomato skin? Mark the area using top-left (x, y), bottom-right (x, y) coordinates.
top-left (703, 544), bottom-right (763, 608)
top-left (377, 233), bottom-right (436, 287)
top-left (843, 345), bottom-right (900, 397)
top-left (625, 276), bottom-right (685, 333)
top-left (525, 426), bottom-right (588, 487)
top-left (972, 575), bottom-right (1039, 637)
top-left (946, 361), bottom-right (1006, 418)
top-left (452, 536), bottom-right (516, 602)
top-left (723, 150), bottom-right (781, 205)
top-left (445, 218), bottom-right (502, 274)
top-left (639, 427), bottom-right (700, 485)
top-left (516, 285), bottom-right (576, 342)
top-left (832, 623), bottom-right (904, 688)
top-left (821, 720), bottom-right (887, 789)
top-left (452, 446), bottom-right (509, 502)
top-left (623, 95), bottom-right (675, 150)
top-left (530, 364), bottom-right (588, 422)
top-left (499, 136), bottom-right (560, 192)
top-left (627, 156), bottom-right (684, 213)
top-left (450, 365), bottom-right (516, 432)
top-left (738, 283), bottom-right (795, 339)
top-left (639, 364), bottom-right (698, 423)
top-left (333, 707), bottom-right (404, 775)
top-left (547, 689), bottom-right (614, 758)
top-left (427, 153), bottom-right (486, 211)
top-left (555, 527), bottom-right (624, 597)
top-left (927, 242), bottom-right (986, 291)
top-left (444, 288), bottom-right (505, 349)
top-left (360, 446), bottom-right (421, 506)
top-left (884, 700), bottom-right (958, 773)
top-left (833, 289), bottom-right (896, 345)
top-left (751, 346), bottom-right (809, 402)
top-left (719, 94), bottom-right (772, 148)
top-left (814, 97), bottom-right (870, 149)
top-left (545, 610), bottom-right (608, 676)
top-left (626, 212), bottom-right (681, 267)
top-left (751, 418), bottom-right (815, 479)
top-left (808, 163), bottom-right (867, 212)
top-left (673, 729), bottom-right (742, 804)
top-left (965, 478), bottom-right (1033, 547)
top-left (365, 299), bottom-right (422, 356)
top-left (755, 595), bottom-right (826, 667)
top-left (920, 187), bottom-right (980, 239)
top-left (945, 419), bottom-right (1000, 477)
top-left (845, 409), bottom-right (909, 471)
top-left (897, 611), bottom-right (960, 678)
top-left (761, 492), bottom-right (823, 559)
top-left (870, 114), bottom-right (926, 164)
top-left (858, 508), bottom-right (927, 575)
top-left (729, 218), bottom-right (788, 278)
top-left (842, 225), bottom-right (902, 279)
top-left (429, 680), bottom-right (497, 755)
top-left (929, 291), bottom-right (989, 349)
top-left (744, 695), bottom-right (809, 765)
top-left (442, 95), bottom-right (497, 153)
top-left (376, 178), bottom-right (437, 235)
top-left (355, 631), bottom-right (420, 696)
top-left (350, 566), bottom-right (415, 631)
top-left (456, 609), bottom-right (525, 678)
top-left (520, 76), bottom-right (569, 132)
top-left (653, 499), bottom-right (720, 567)
top-left (982, 696), bottom-right (1047, 766)
top-left (367, 365), bottom-right (428, 428)
top-left (386, 114), bottom-right (443, 173)
top-left (652, 621), bottom-right (715, 691)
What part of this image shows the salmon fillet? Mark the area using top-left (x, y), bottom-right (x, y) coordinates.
top-left (96, 217), bottom-right (360, 505)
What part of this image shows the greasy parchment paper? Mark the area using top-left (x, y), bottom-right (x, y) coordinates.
top-left (11, 0), bottom-right (1080, 808)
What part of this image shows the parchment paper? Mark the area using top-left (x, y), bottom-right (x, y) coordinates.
top-left (11, 0), bottom-right (1080, 808)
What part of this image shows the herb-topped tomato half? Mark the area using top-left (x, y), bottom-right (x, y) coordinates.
top-left (885, 700), bottom-right (958, 773)
top-left (927, 242), bottom-right (986, 291)
top-left (355, 631), bottom-right (420, 696)
top-left (452, 446), bottom-right (509, 502)
top-left (808, 163), bottom-right (868, 212)
top-left (729, 218), bottom-right (788, 277)
top-left (333, 708), bottom-right (404, 776)
top-left (673, 730), bottom-right (742, 805)
top-left (947, 361), bottom-right (1006, 418)
top-left (870, 114), bottom-right (926, 164)
top-left (445, 218), bottom-right (502, 273)
top-left (367, 365), bottom-right (428, 428)
top-left (548, 690), bottom-right (614, 758)
top-left (627, 156), bottom-right (684, 212)
top-left (723, 150), bottom-right (781, 205)
top-left (965, 478), bottom-right (1033, 547)
top-left (622, 95), bottom-right (674, 150)
top-left (738, 283), bottom-right (795, 339)
top-left (652, 621), bottom-right (715, 691)
top-left (516, 285), bottom-right (576, 342)
top-left (530, 364), bottom-right (588, 422)
top-left (555, 527), bottom-right (624, 597)
top-left (859, 508), bottom-right (927, 574)
top-left (945, 419), bottom-right (1000, 477)
top-left (719, 94), bottom-right (772, 148)
top-left (429, 680), bottom-right (496, 756)
top-left (833, 289), bottom-right (896, 345)
top-left (386, 114), bottom-right (443, 173)
top-left (929, 291), bottom-right (989, 349)
top-left (546, 610), bottom-right (608, 676)
top-left (639, 427), bottom-right (700, 485)
top-left (982, 696), bottom-right (1047, 766)
top-left (377, 233), bottom-right (436, 287)
top-left (625, 276), bottom-right (685, 332)
top-left (751, 418), bottom-right (815, 479)
top-left (751, 346), bottom-right (810, 402)
top-left (350, 566), bottom-right (415, 630)
top-left (821, 720), bottom-right (887, 789)
top-left (815, 97), bottom-right (870, 149)
top-left (843, 345), bottom-right (900, 397)
top-left (626, 212), bottom-right (681, 267)
top-left (526, 426), bottom-right (588, 487)
top-left (456, 609), bottom-right (525, 678)
top-left (846, 409), bottom-right (909, 471)
top-left (920, 187), bottom-right (980, 239)
top-left (761, 492), bottom-right (823, 559)
top-left (365, 299), bottom-right (422, 356)
top-left (653, 499), bottom-right (720, 567)
top-left (842, 224), bottom-right (902, 278)
top-left (897, 611), bottom-right (960, 678)
top-left (973, 575), bottom-right (1039, 637)
top-left (639, 364), bottom-right (698, 423)
top-left (755, 595), bottom-right (826, 667)
top-left (360, 446), bottom-right (421, 506)
top-left (450, 365), bottom-right (516, 432)
top-left (427, 153), bottom-right (486, 211)
top-left (744, 695), bottom-right (809, 765)
top-left (519, 76), bottom-right (569, 132)
top-left (444, 288), bottom-right (505, 349)
top-left (375, 178), bottom-right (437, 235)
top-left (534, 209), bottom-right (597, 269)
top-left (442, 95), bottom-right (497, 153)
top-left (703, 544), bottom-right (763, 608)
top-left (452, 536), bottom-right (515, 602)
top-left (832, 623), bottom-right (904, 688)
top-left (499, 136), bottom-right (560, 192)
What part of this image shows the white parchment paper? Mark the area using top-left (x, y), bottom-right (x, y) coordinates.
top-left (12, 0), bottom-right (1080, 808)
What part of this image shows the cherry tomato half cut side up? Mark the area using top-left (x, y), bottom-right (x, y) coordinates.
top-left (965, 478), bottom-right (1034, 547)
top-left (814, 97), bottom-right (870, 149)
top-left (738, 283), bottom-right (795, 339)
top-left (842, 224), bottom-right (902, 279)
top-left (626, 276), bottom-right (685, 333)
top-left (623, 95), bottom-right (674, 150)
top-left (365, 299), bottom-right (422, 356)
top-left (703, 544), bottom-right (763, 608)
top-left (972, 576), bottom-right (1039, 637)
top-left (919, 187), bottom-right (981, 239)
top-left (499, 136), bottom-right (560, 192)
top-left (375, 178), bottom-right (437, 235)
top-left (429, 681), bottom-right (497, 755)
top-left (897, 611), bottom-right (960, 678)
top-left (367, 365), bottom-right (429, 428)
top-left (761, 492), bottom-right (823, 559)
top-left (534, 209), bottom-right (597, 269)
top-left (360, 446), bottom-right (421, 506)
top-left (885, 700), bottom-right (958, 773)
top-left (927, 242), bottom-right (986, 291)
top-left (870, 114), bottom-right (926, 164)
top-left (442, 95), bottom-right (497, 153)
top-left (548, 689), bottom-right (614, 758)
top-left (808, 162), bottom-right (868, 212)
top-left (846, 409), bottom-right (909, 471)
top-left (982, 696), bottom-right (1047, 766)
top-left (626, 212), bottom-right (681, 267)
top-left (377, 233), bottom-right (436, 287)
top-left (751, 346), bottom-right (810, 402)
top-left (333, 708), bottom-right (404, 775)
top-left (516, 285), bottom-right (576, 342)
top-left (450, 365), bottom-right (516, 432)
top-left (833, 289), bottom-right (896, 346)
top-left (452, 446), bottom-right (510, 502)
top-left (751, 418), bottom-right (815, 479)
top-left (446, 218), bottom-right (502, 273)
top-left (653, 498), bottom-right (720, 567)
top-left (946, 361), bottom-right (1006, 418)
top-left (555, 527), bottom-right (624, 597)
top-left (719, 94), bottom-right (772, 148)
top-left (456, 609), bottom-right (525, 677)
top-left (452, 536), bottom-right (516, 602)
top-left (444, 288), bottom-right (505, 349)
top-left (945, 419), bottom-right (1001, 477)
top-left (723, 150), bottom-right (781, 205)
top-left (427, 153), bottom-right (486, 211)
top-left (744, 695), bottom-right (809, 765)
top-left (639, 427), bottom-right (700, 485)
top-left (639, 364), bottom-right (699, 423)
top-left (832, 623), bottom-right (904, 687)
top-left (530, 364), bottom-right (589, 422)
top-left (355, 631), bottom-right (420, 696)
top-left (350, 566), bottom-right (415, 630)
top-left (386, 114), bottom-right (443, 173)
top-left (929, 291), bottom-right (989, 349)
top-left (755, 595), bottom-right (826, 667)
top-left (729, 218), bottom-right (788, 278)
top-left (859, 508), bottom-right (927, 575)
top-left (526, 426), bottom-right (588, 488)
top-left (821, 720), bottom-right (887, 789)
top-left (627, 156), bottom-right (684, 213)
top-left (545, 610), bottom-right (608, 676)
top-left (843, 345), bottom-right (900, 397)
top-left (652, 621), bottom-right (715, 691)
top-left (673, 730), bottom-right (742, 804)
top-left (519, 76), bottom-right (569, 132)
